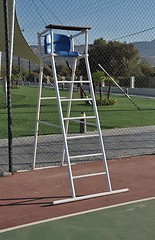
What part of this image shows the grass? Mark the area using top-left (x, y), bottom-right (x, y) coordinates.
top-left (1, 85), bottom-right (155, 139)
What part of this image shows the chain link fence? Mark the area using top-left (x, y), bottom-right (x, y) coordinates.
top-left (1, 0), bottom-right (155, 173)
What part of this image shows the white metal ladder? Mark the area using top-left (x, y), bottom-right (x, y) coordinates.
top-left (33, 24), bottom-right (129, 205)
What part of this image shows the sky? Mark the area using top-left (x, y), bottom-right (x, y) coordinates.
top-left (15, 0), bottom-right (155, 45)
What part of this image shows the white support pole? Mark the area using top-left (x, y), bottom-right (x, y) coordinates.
top-left (84, 30), bottom-right (112, 192)
top-left (84, 29), bottom-right (89, 55)
top-left (86, 57), bottom-right (112, 192)
top-left (130, 76), bottom-right (135, 88)
top-left (51, 54), bottom-right (76, 198)
top-left (70, 35), bottom-right (75, 51)
top-left (65, 59), bottom-right (77, 134)
top-left (61, 58), bottom-right (77, 165)
top-left (33, 34), bottom-right (44, 169)
top-left (33, 59), bottom-right (44, 169)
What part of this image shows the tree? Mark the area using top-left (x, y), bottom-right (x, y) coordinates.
top-left (139, 60), bottom-right (155, 77)
top-left (79, 38), bottom-right (141, 77)
top-left (92, 70), bottom-right (105, 100)
top-left (79, 38), bottom-right (141, 99)
top-left (56, 63), bottom-right (70, 79)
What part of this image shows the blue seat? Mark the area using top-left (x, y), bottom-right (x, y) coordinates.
top-left (44, 33), bottom-right (79, 57)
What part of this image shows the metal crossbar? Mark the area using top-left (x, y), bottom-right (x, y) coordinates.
top-left (53, 189), bottom-right (129, 205)
top-left (41, 97), bottom-right (57, 100)
top-left (63, 116), bottom-right (95, 121)
top-left (57, 80), bottom-right (90, 83)
top-left (73, 172), bottom-right (106, 179)
top-left (60, 98), bottom-right (92, 102)
top-left (67, 134), bottom-right (99, 139)
top-left (69, 153), bottom-right (102, 159)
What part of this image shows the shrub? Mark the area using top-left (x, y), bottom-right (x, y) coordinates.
top-left (96, 98), bottom-right (117, 106)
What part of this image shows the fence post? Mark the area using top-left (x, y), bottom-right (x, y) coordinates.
top-left (80, 112), bottom-right (86, 133)
top-left (3, 0), bottom-right (13, 173)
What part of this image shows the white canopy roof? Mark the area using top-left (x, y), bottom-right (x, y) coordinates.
top-left (0, 0), bottom-right (39, 64)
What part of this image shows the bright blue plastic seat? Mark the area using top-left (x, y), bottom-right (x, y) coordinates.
top-left (44, 33), bottom-right (79, 57)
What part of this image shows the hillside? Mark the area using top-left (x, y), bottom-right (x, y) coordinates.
top-left (133, 40), bottom-right (155, 66)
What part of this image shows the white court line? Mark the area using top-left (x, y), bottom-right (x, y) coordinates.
top-left (1, 196), bottom-right (155, 233)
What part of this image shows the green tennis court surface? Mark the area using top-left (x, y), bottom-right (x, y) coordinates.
top-left (1, 198), bottom-right (155, 240)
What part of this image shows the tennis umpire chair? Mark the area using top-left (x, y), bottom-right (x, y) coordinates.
top-left (33, 24), bottom-right (128, 204)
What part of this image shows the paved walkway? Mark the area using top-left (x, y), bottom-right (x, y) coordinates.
top-left (0, 126), bottom-right (155, 172)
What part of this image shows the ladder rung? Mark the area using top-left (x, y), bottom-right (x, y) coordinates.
top-left (73, 172), bottom-right (106, 179)
top-left (41, 97), bottom-right (67, 100)
top-left (41, 97), bottom-right (56, 100)
top-left (60, 98), bottom-right (92, 102)
top-left (57, 80), bottom-right (90, 83)
top-left (69, 153), bottom-right (102, 160)
top-left (39, 121), bottom-right (61, 128)
top-left (63, 116), bottom-right (96, 121)
top-left (67, 134), bottom-right (99, 140)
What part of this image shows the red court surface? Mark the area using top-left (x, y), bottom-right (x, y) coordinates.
top-left (0, 155), bottom-right (155, 230)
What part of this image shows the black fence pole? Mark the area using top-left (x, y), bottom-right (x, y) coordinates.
top-left (3, 0), bottom-right (13, 172)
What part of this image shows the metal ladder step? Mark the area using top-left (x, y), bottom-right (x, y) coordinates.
top-left (41, 97), bottom-right (66, 100)
top-left (63, 116), bottom-right (96, 121)
top-left (41, 97), bottom-right (57, 100)
top-left (73, 172), bottom-right (106, 179)
top-left (69, 153), bottom-right (102, 160)
top-left (57, 80), bottom-right (90, 83)
top-left (60, 98), bottom-right (92, 102)
top-left (67, 134), bottom-right (99, 140)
